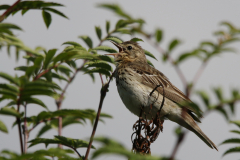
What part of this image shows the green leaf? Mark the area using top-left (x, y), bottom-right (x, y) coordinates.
top-left (79, 35), bottom-right (93, 48)
top-left (168, 39), bottom-right (181, 52)
top-left (213, 87), bottom-right (223, 101)
top-left (62, 41), bottom-right (82, 47)
top-left (24, 81), bottom-right (61, 90)
top-left (43, 49), bottom-right (57, 69)
top-left (230, 130), bottom-right (240, 135)
top-left (196, 91), bottom-right (210, 108)
top-left (24, 97), bottom-right (48, 110)
top-left (0, 89), bottom-right (18, 100)
top-left (15, 66), bottom-right (28, 72)
top-left (216, 107), bottom-right (229, 120)
top-left (57, 65), bottom-right (72, 77)
top-left (221, 138), bottom-right (240, 145)
top-left (176, 50), bottom-right (200, 64)
top-left (155, 29), bottom-right (163, 43)
top-left (115, 19), bottom-right (144, 28)
top-left (0, 84), bottom-right (18, 93)
top-left (0, 72), bottom-right (19, 86)
top-left (230, 120), bottom-right (240, 128)
top-left (52, 72), bottom-right (68, 82)
top-left (95, 26), bottom-right (102, 40)
top-left (106, 21), bottom-right (110, 33)
top-left (0, 119), bottom-right (8, 133)
top-left (55, 136), bottom-right (95, 149)
top-left (28, 138), bottom-right (60, 148)
top-left (85, 61), bottom-right (112, 71)
top-left (97, 4), bottom-right (132, 20)
top-left (84, 68), bottom-right (111, 77)
top-left (130, 37), bottom-right (143, 42)
top-left (93, 46), bottom-right (117, 53)
top-left (147, 59), bottom-right (154, 67)
top-left (43, 7), bottom-right (68, 19)
top-left (223, 147), bottom-right (240, 156)
top-left (0, 107), bottom-right (21, 118)
top-left (106, 36), bottom-right (123, 44)
top-left (221, 21), bottom-right (237, 32)
top-left (144, 50), bottom-right (157, 60)
top-left (42, 10), bottom-right (52, 28)
top-left (0, 23), bottom-right (22, 31)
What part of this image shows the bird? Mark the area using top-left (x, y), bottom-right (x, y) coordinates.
top-left (107, 40), bottom-right (218, 151)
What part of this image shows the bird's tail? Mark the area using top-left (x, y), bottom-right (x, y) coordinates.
top-left (170, 111), bottom-right (218, 151)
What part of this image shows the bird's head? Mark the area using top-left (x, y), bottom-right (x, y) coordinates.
top-left (107, 41), bottom-right (147, 64)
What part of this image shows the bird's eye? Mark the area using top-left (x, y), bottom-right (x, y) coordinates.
top-left (127, 46), bottom-right (132, 50)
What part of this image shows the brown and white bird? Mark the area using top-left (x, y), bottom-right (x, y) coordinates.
top-left (108, 40), bottom-right (218, 150)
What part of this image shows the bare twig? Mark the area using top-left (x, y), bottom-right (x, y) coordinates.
top-left (0, 0), bottom-right (21, 22)
top-left (33, 64), bottom-right (60, 81)
top-left (192, 61), bottom-right (208, 88)
top-left (84, 71), bottom-right (115, 160)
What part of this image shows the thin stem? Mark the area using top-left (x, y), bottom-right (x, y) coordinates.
top-left (169, 132), bottom-right (186, 160)
top-left (192, 61), bottom-right (208, 87)
top-left (34, 64), bottom-right (60, 81)
top-left (16, 103), bottom-right (24, 154)
top-left (23, 104), bottom-right (28, 153)
top-left (84, 71), bottom-right (115, 160)
top-left (55, 63), bottom-right (86, 148)
top-left (0, 0), bottom-right (21, 22)
top-left (72, 148), bottom-right (82, 158)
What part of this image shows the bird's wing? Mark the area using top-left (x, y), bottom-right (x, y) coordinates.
top-left (128, 63), bottom-right (203, 118)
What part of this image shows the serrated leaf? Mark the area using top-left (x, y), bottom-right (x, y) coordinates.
top-left (85, 61), bottom-right (112, 71)
top-left (223, 147), bottom-right (240, 156)
top-left (0, 89), bottom-right (18, 100)
top-left (97, 4), bottom-right (132, 20)
top-left (93, 46), bottom-right (117, 53)
top-left (169, 39), bottom-right (181, 52)
top-left (42, 10), bottom-right (52, 28)
top-left (24, 81), bottom-right (61, 90)
top-left (130, 38), bottom-right (143, 42)
top-left (0, 119), bottom-right (8, 133)
top-left (79, 35), bottom-right (93, 48)
top-left (216, 107), bottom-right (229, 120)
top-left (196, 91), bottom-right (210, 108)
top-left (95, 26), bottom-right (102, 40)
top-left (62, 41), bottom-right (82, 47)
top-left (147, 59), bottom-right (154, 67)
top-left (221, 138), bottom-right (240, 145)
top-left (55, 136), bottom-right (95, 149)
top-left (106, 21), bottom-right (110, 33)
top-left (84, 68), bottom-right (111, 77)
top-left (43, 7), bottom-right (68, 19)
top-left (230, 130), bottom-right (240, 135)
top-left (0, 107), bottom-right (21, 117)
top-left (24, 97), bottom-right (48, 110)
top-left (0, 84), bottom-right (18, 93)
top-left (213, 87), bottom-right (223, 101)
top-left (106, 36), bottom-right (123, 44)
top-left (155, 29), bottom-right (163, 43)
top-left (43, 49), bottom-right (57, 69)
top-left (230, 120), bottom-right (240, 128)
top-left (144, 50), bottom-right (157, 60)
top-left (0, 72), bottom-right (19, 86)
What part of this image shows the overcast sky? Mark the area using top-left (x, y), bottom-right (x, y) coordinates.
top-left (1, 1), bottom-right (240, 160)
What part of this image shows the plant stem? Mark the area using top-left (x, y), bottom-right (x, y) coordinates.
top-left (0, 0), bottom-right (21, 22)
top-left (16, 103), bottom-right (24, 154)
top-left (23, 104), bottom-right (29, 153)
top-left (84, 71), bottom-right (115, 160)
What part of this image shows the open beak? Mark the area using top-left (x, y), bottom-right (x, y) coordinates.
top-left (105, 41), bottom-right (123, 57)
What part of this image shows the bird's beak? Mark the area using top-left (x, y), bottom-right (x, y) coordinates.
top-left (105, 41), bottom-right (123, 57)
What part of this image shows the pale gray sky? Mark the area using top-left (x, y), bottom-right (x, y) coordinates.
top-left (0, 1), bottom-right (240, 160)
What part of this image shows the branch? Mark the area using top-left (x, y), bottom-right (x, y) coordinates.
top-left (16, 102), bottom-right (24, 154)
top-left (23, 104), bottom-right (29, 153)
top-left (0, 0), bottom-right (21, 22)
top-left (33, 64), bottom-right (60, 81)
top-left (84, 70), bottom-right (115, 160)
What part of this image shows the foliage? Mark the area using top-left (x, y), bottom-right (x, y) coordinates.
top-left (0, 1), bottom-right (240, 160)
top-left (221, 121), bottom-right (240, 156)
